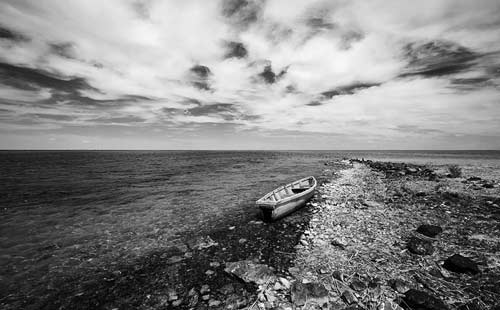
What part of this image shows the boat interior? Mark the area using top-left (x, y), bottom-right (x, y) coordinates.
top-left (263, 177), bottom-right (314, 202)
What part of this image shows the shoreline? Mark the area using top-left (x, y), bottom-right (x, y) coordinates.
top-left (2, 159), bottom-right (500, 309)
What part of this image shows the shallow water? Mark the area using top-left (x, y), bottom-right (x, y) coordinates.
top-left (1, 150), bottom-right (499, 297)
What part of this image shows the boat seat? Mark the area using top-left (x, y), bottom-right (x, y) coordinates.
top-left (291, 188), bottom-right (307, 194)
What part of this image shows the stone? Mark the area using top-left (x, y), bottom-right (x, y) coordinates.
top-left (332, 270), bottom-right (345, 282)
top-left (200, 284), bottom-right (210, 294)
top-left (205, 270), bottom-right (215, 276)
top-left (389, 279), bottom-right (410, 293)
top-left (225, 295), bottom-right (248, 310)
top-left (341, 290), bottom-right (358, 305)
top-left (350, 279), bottom-right (367, 292)
top-left (279, 277), bottom-right (291, 289)
top-left (202, 294), bottom-right (210, 301)
top-left (403, 289), bottom-right (449, 310)
top-left (208, 299), bottom-right (221, 307)
top-left (209, 261), bottom-right (220, 268)
top-left (239, 238), bottom-right (247, 244)
top-left (225, 260), bottom-right (276, 285)
top-left (172, 299), bottom-right (182, 307)
top-left (416, 225), bottom-right (443, 238)
top-left (168, 289), bottom-right (178, 301)
top-left (331, 239), bottom-right (347, 249)
top-left (290, 282), bottom-right (329, 307)
top-left (407, 237), bottom-right (434, 255)
top-left (443, 254), bottom-right (480, 274)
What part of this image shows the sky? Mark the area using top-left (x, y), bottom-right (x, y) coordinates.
top-left (0, 0), bottom-right (500, 150)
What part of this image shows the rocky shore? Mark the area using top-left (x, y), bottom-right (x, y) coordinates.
top-left (4, 159), bottom-right (499, 310)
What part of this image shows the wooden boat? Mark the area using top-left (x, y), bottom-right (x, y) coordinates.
top-left (256, 176), bottom-right (317, 221)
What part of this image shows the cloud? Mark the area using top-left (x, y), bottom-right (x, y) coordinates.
top-left (0, 0), bottom-right (499, 149)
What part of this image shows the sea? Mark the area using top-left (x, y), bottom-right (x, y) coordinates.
top-left (1, 150), bottom-right (500, 298)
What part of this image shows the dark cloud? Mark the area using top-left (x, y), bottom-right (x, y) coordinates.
top-left (91, 115), bottom-right (146, 123)
top-left (320, 82), bottom-right (380, 99)
top-left (221, 0), bottom-right (263, 29)
top-left (187, 103), bottom-right (235, 116)
top-left (306, 101), bottom-right (322, 106)
top-left (306, 17), bottom-right (336, 31)
top-left (189, 65), bottom-right (212, 90)
top-left (0, 62), bottom-right (94, 93)
top-left (340, 30), bottom-right (364, 50)
top-left (400, 40), bottom-right (479, 78)
top-left (224, 41), bottom-right (248, 59)
top-left (49, 42), bottom-right (76, 59)
top-left (0, 25), bottom-right (28, 41)
top-left (258, 64), bottom-right (287, 84)
top-left (449, 77), bottom-right (494, 90)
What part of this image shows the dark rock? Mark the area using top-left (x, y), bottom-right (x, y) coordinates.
top-left (402, 289), bottom-right (449, 310)
top-left (443, 254), bottom-right (480, 274)
top-left (416, 225), bottom-right (443, 238)
top-left (350, 279), bottom-right (367, 292)
top-left (224, 260), bottom-right (276, 284)
top-left (341, 290), bottom-right (358, 305)
top-left (389, 279), bottom-right (410, 293)
top-left (332, 270), bottom-right (345, 282)
top-left (482, 183), bottom-right (494, 189)
top-left (407, 237), bottom-right (434, 255)
top-left (291, 282), bottom-right (329, 306)
top-left (331, 239), bottom-right (347, 249)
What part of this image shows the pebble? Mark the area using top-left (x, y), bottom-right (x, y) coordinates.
top-left (200, 284), bottom-right (210, 294)
top-left (209, 261), bottom-right (220, 267)
top-left (205, 270), bottom-right (215, 276)
top-left (208, 299), bottom-right (221, 307)
top-left (238, 238), bottom-right (247, 244)
top-left (202, 294), bottom-right (210, 301)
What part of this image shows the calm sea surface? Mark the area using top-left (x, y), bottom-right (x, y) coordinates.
top-left (1, 150), bottom-right (499, 293)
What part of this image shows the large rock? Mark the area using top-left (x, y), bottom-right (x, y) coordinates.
top-left (224, 260), bottom-right (276, 285)
top-left (443, 254), bottom-right (480, 274)
top-left (402, 289), bottom-right (448, 310)
top-left (416, 225), bottom-right (443, 238)
top-left (407, 237), bottom-right (434, 255)
top-left (291, 282), bottom-right (329, 307)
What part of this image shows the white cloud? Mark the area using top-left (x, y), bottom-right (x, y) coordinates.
top-left (0, 0), bottom-right (499, 148)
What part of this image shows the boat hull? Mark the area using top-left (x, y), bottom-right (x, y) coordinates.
top-left (257, 185), bottom-right (316, 221)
